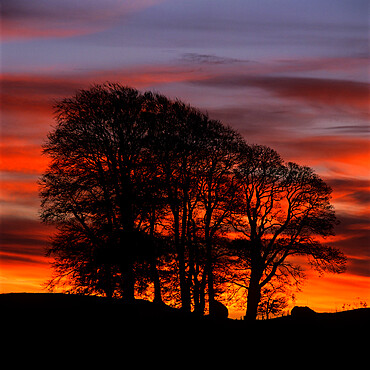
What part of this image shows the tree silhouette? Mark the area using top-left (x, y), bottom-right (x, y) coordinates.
top-left (146, 96), bottom-right (206, 311)
top-left (231, 144), bottom-right (346, 320)
top-left (195, 122), bottom-right (245, 315)
top-left (145, 95), bottom-right (244, 312)
top-left (40, 84), bottom-right (244, 311)
top-left (257, 286), bottom-right (289, 320)
top-left (40, 85), bottom-right (160, 300)
top-left (40, 83), bottom-right (346, 320)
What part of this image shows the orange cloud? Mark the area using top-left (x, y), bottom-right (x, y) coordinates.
top-left (0, 142), bottom-right (47, 174)
top-left (271, 135), bottom-right (370, 176)
top-left (328, 178), bottom-right (370, 207)
top-left (294, 273), bottom-right (370, 313)
top-left (0, 216), bottom-right (54, 294)
top-left (1, 179), bottom-right (38, 205)
top-left (0, 251), bottom-right (52, 293)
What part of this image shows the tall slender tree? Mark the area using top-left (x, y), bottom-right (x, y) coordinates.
top-left (195, 122), bottom-right (245, 314)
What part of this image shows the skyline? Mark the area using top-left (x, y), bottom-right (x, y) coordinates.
top-left (1, 0), bottom-right (369, 316)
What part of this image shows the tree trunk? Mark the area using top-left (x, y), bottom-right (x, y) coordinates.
top-left (174, 212), bottom-right (191, 311)
top-left (178, 257), bottom-right (191, 311)
top-left (103, 265), bottom-right (114, 299)
top-left (150, 258), bottom-right (163, 304)
top-left (121, 260), bottom-right (135, 302)
top-left (119, 175), bottom-right (136, 302)
top-left (245, 270), bottom-right (262, 321)
top-left (205, 237), bottom-right (216, 316)
top-left (198, 270), bottom-right (207, 315)
top-left (204, 215), bottom-right (215, 316)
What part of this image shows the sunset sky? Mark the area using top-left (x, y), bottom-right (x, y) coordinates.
top-left (1, 0), bottom-right (369, 316)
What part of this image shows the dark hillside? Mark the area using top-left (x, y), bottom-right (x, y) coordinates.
top-left (2, 293), bottom-right (238, 350)
top-left (1, 292), bottom-right (225, 329)
top-left (2, 293), bottom-right (368, 360)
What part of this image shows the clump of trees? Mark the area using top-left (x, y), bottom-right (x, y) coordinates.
top-left (40, 84), bottom-right (346, 320)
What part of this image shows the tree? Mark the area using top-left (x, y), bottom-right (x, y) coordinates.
top-left (231, 144), bottom-right (346, 320)
top-left (146, 96), bottom-right (206, 311)
top-left (146, 95), bottom-right (244, 312)
top-left (257, 287), bottom-right (289, 320)
top-left (40, 84), bottom-right (160, 300)
top-left (195, 122), bottom-right (245, 314)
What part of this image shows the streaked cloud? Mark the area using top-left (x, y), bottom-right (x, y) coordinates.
top-left (329, 213), bottom-right (370, 277)
top-left (191, 75), bottom-right (369, 114)
top-left (1, 0), bottom-right (167, 40)
top-left (180, 53), bottom-right (253, 65)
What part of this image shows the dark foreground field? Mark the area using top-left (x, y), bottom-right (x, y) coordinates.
top-left (2, 293), bottom-right (369, 363)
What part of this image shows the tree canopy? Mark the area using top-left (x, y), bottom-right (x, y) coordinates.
top-left (40, 83), bottom-right (346, 320)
